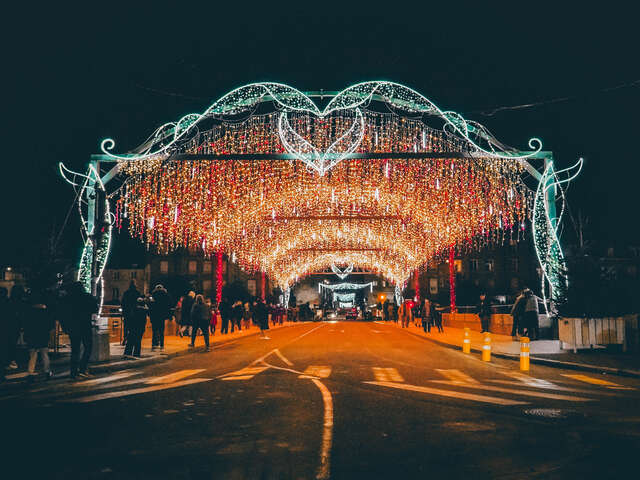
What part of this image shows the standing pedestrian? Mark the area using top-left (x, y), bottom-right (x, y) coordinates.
top-left (62, 282), bottom-right (98, 379)
top-left (422, 297), bottom-right (431, 333)
top-left (210, 304), bottom-right (218, 335)
top-left (243, 301), bottom-right (252, 330)
top-left (254, 298), bottom-right (270, 339)
top-left (231, 301), bottom-right (243, 332)
top-left (523, 288), bottom-right (539, 340)
top-left (433, 302), bottom-right (444, 333)
top-left (149, 284), bottom-right (171, 351)
top-left (0, 287), bottom-right (8, 381)
top-left (124, 297), bottom-right (148, 357)
top-left (24, 290), bottom-right (54, 379)
top-left (510, 289), bottom-right (526, 340)
top-left (189, 295), bottom-right (211, 351)
top-left (219, 298), bottom-right (231, 334)
top-left (180, 291), bottom-right (195, 338)
top-left (120, 281), bottom-right (140, 346)
top-left (476, 293), bottom-right (492, 333)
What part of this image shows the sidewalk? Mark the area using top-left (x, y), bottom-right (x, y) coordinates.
top-left (389, 321), bottom-right (640, 378)
top-left (3, 321), bottom-right (300, 384)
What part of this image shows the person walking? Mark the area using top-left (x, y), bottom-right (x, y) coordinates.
top-left (433, 302), bottom-right (444, 333)
top-left (231, 301), bottom-right (243, 332)
top-left (400, 301), bottom-right (412, 328)
top-left (189, 295), bottom-right (211, 351)
top-left (476, 293), bottom-right (492, 333)
top-left (510, 289), bottom-right (526, 340)
top-left (243, 301), bottom-right (252, 330)
top-left (124, 297), bottom-right (148, 357)
top-left (6, 285), bottom-right (28, 370)
top-left (210, 304), bottom-right (218, 335)
top-left (422, 297), bottom-right (432, 333)
top-left (254, 298), bottom-right (270, 339)
top-left (523, 288), bottom-right (540, 340)
top-left (24, 291), bottom-right (54, 379)
top-left (120, 281), bottom-right (140, 346)
top-left (180, 291), bottom-right (195, 338)
top-left (219, 298), bottom-right (231, 334)
top-left (149, 284), bottom-right (171, 351)
top-left (0, 287), bottom-right (9, 381)
top-left (62, 282), bottom-right (98, 379)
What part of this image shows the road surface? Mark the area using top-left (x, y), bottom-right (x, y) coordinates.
top-left (2, 321), bottom-right (639, 479)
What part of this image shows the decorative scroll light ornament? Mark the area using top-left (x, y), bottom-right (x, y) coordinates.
top-left (333, 292), bottom-right (356, 302)
top-left (101, 81), bottom-right (543, 173)
top-left (533, 158), bottom-right (584, 313)
top-left (320, 282), bottom-right (374, 292)
top-left (331, 263), bottom-right (354, 279)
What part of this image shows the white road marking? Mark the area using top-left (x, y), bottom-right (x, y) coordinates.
top-left (66, 378), bottom-right (212, 403)
top-left (431, 380), bottom-right (594, 402)
top-left (366, 381), bottom-right (527, 406)
top-left (219, 367), bottom-right (268, 381)
top-left (561, 374), bottom-right (635, 390)
top-left (372, 367), bottom-right (404, 382)
top-left (274, 349), bottom-right (294, 366)
top-left (73, 371), bottom-right (142, 386)
top-left (498, 370), bottom-right (557, 388)
top-left (146, 369), bottom-right (206, 385)
top-left (488, 380), bottom-right (619, 396)
top-left (301, 366), bottom-right (332, 378)
top-left (435, 369), bottom-right (479, 384)
top-left (252, 323), bottom-right (327, 365)
top-left (311, 378), bottom-right (333, 480)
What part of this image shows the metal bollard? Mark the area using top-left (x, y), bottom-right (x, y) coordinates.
top-left (482, 332), bottom-right (491, 362)
top-left (462, 327), bottom-right (471, 354)
top-left (520, 336), bottom-right (530, 371)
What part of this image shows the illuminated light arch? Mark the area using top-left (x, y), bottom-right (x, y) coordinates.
top-left (61, 81), bottom-right (581, 306)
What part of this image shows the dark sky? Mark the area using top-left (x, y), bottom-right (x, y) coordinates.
top-left (4, 2), bottom-right (639, 267)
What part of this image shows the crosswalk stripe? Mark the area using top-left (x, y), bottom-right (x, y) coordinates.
top-left (301, 366), bottom-right (332, 378)
top-left (146, 369), bottom-right (206, 385)
top-left (220, 366), bottom-right (268, 381)
top-left (488, 380), bottom-right (619, 396)
top-left (498, 370), bottom-right (557, 388)
top-left (431, 380), bottom-right (593, 402)
top-left (561, 374), bottom-right (634, 390)
top-left (365, 381), bottom-right (527, 406)
top-left (73, 371), bottom-right (142, 387)
top-left (66, 378), bottom-right (213, 403)
top-left (372, 367), bottom-right (404, 382)
top-left (435, 369), bottom-right (478, 384)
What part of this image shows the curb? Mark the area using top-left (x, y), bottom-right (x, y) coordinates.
top-left (400, 326), bottom-right (640, 379)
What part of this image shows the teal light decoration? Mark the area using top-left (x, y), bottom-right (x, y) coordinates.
top-left (101, 81), bottom-right (543, 176)
top-left (533, 158), bottom-right (583, 311)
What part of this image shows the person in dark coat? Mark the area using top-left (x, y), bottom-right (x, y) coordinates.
top-left (476, 293), bottom-right (492, 333)
top-left (124, 297), bottom-right (148, 357)
top-left (510, 289), bottom-right (526, 340)
top-left (24, 290), bottom-right (55, 378)
top-left (120, 281), bottom-right (141, 346)
top-left (254, 298), bottom-right (270, 339)
top-left (231, 301), bottom-right (244, 332)
top-left (189, 294), bottom-right (211, 351)
top-left (149, 284), bottom-right (171, 350)
top-left (62, 282), bottom-right (98, 379)
top-left (7, 285), bottom-right (28, 369)
top-left (433, 302), bottom-right (444, 333)
top-left (180, 291), bottom-right (195, 337)
top-left (219, 298), bottom-right (231, 334)
top-left (0, 287), bottom-right (8, 381)
top-left (523, 288), bottom-right (540, 340)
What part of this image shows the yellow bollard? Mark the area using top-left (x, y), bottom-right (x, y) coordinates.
top-left (462, 327), bottom-right (471, 354)
top-left (520, 336), bottom-right (530, 371)
top-left (482, 332), bottom-right (491, 362)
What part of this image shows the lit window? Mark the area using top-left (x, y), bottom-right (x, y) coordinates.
top-left (203, 261), bottom-right (212, 274)
top-left (247, 279), bottom-right (257, 296)
top-left (429, 278), bottom-right (438, 294)
top-left (454, 259), bottom-right (462, 273)
top-left (160, 261), bottom-right (169, 274)
top-left (188, 260), bottom-right (197, 274)
top-left (470, 259), bottom-right (479, 272)
top-left (486, 259), bottom-right (495, 272)
top-left (202, 280), bottom-right (212, 292)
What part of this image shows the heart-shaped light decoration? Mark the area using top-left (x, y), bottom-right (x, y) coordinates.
top-left (331, 263), bottom-right (354, 279)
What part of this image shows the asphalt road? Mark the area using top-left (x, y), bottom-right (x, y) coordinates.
top-left (2, 321), bottom-right (640, 479)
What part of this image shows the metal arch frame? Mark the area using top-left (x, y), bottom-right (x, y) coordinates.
top-left (63, 81), bottom-right (579, 307)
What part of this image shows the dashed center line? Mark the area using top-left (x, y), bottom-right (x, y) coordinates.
top-left (372, 367), bottom-right (404, 382)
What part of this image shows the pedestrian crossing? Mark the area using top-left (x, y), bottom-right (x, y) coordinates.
top-left (2, 363), bottom-right (637, 408)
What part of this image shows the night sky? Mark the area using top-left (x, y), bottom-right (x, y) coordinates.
top-left (4, 2), bottom-right (639, 268)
